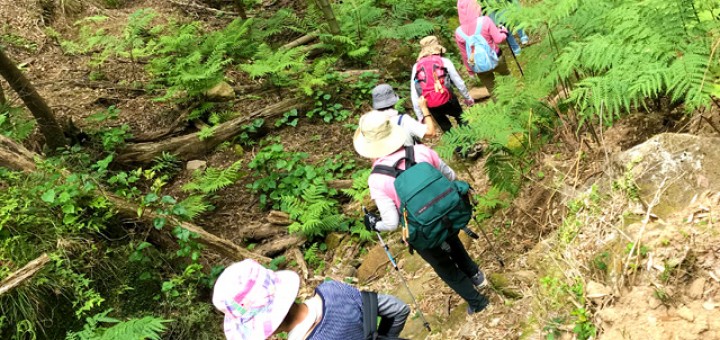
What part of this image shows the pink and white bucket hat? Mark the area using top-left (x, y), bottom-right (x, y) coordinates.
top-left (212, 259), bottom-right (300, 340)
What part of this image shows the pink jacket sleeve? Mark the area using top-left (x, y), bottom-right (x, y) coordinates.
top-left (481, 16), bottom-right (507, 53)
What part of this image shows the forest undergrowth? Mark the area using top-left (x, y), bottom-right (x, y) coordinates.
top-left (0, 0), bottom-right (719, 339)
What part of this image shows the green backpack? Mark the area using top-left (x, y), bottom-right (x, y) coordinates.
top-left (371, 146), bottom-right (473, 250)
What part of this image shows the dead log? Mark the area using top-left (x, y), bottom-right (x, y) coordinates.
top-left (239, 222), bottom-right (286, 240)
top-left (266, 210), bottom-right (291, 226)
top-left (282, 33), bottom-right (318, 50)
top-left (290, 248), bottom-right (309, 280)
top-left (337, 69), bottom-right (380, 78)
top-left (0, 135), bottom-right (36, 172)
top-left (255, 234), bottom-right (306, 257)
top-left (168, 0), bottom-right (239, 16)
top-left (327, 179), bottom-right (352, 190)
top-left (0, 253), bottom-right (50, 296)
top-left (117, 98), bottom-right (303, 164)
top-left (0, 137), bottom-right (271, 263)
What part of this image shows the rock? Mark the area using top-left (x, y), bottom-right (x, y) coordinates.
top-left (677, 305), bottom-right (695, 322)
top-left (357, 244), bottom-right (390, 283)
top-left (613, 134), bottom-right (720, 218)
top-left (469, 87), bottom-right (490, 100)
top-left (702, 299), bottom-right (718, 310)
top-left (324, 232), bottom-right (346, 251)
top-left (687, 277), bottom-right (706, 299)
top-left (342, 266), bottom-right (357, 278)
top-left (586, 280), bottom-right (612, 302)
top-left (488, 273), bottom-right (523, 299)
top-left (204, 81), bottom-right (235, 101)
top-left (186, 160), bottom-right (207, 171)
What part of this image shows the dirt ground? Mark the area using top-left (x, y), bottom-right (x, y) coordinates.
top-left (4, 1), bottom-right (720, 339)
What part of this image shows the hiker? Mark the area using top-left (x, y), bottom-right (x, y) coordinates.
top-left (484, 0), bottom-right (530, 56)
top-left (371, 83), bottom-right (438, 144)
top-left (353, 111), bottom-right (490, 315)
top-left (410, 36), bottom-right (475, 134)
top-left (212, 259), bottom-right (410, 340)
top-left (456, 0), bottom-right (510, 97)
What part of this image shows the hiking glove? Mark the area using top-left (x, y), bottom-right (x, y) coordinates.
top-left (364, 212), bottom-right (380, 232)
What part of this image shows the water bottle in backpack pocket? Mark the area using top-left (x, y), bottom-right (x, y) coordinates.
top-left (456, 17), bottom-right (499, 73)
top-left (414, 55), bottom-right (451, 108)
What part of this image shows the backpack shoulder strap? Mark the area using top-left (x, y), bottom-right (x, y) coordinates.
top-left (371, 164), bottom-right (398, 178)
top-left (475, 16), bottom-right (485, 36)
top-left (455, 25), bottom-right (468, 40)
top-left (361, 291), bottom-right (379, 340)
top-left (404, 145), bottom-right (416, 167)
top-left (397, 114), bottom-right (404, 126)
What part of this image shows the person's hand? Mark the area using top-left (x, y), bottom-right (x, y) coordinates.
top-left (418, 96), bottom-right (428, 109)
top-left (364, 211), bottom-right (380, 232)
top-left (464, 98), bottom-right (475, 107)
top-left (499, 25), bottom-right (509, 35)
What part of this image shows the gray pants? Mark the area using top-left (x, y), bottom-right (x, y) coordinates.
top-left (377, 294), bottom-right (410, 337)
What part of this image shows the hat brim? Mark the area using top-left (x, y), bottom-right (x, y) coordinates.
top-left (372, 94), bottom-right (399, 110)
top-left (223, 270), bottom-right (300, 340)
top-left (353, 122), bottom-right (408, 159)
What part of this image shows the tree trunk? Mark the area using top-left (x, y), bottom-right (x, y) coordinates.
top-left (0, 253), bottom-right (50, 296)
top-left (0, 48), bottom-right (67, 150)
top-left (233, 0), bottom-right (248, 20)
top-left (313, 0), bottom-right (340, 35)
top-left (0, 83), bottom-right (6, 105)
top-left (0, 137), bottom-right (271, 263)
top-left (116, 98), bottom-right (303, 164)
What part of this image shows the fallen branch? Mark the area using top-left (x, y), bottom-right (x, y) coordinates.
top-left (239, 222), bottom-right (287, 240)
top-left (117, 98), bottom-right (303, 164)
top-left (168, 0), bottom-right (238, 16)
top-left (0, 253), bottom-right (50, 296)
top-left (266, 210), bottom-right (291, 226)
top-left (282, 33), bottom-right (319, 50)
top-left (291, 248), bottom-right (309, 280)
top-left (0, 138), bottom-right (270, 263)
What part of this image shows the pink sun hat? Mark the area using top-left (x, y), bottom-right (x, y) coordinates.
top-left (212, 259), bottom-right (300, 340)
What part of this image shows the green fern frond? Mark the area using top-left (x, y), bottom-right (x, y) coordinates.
top-left (182, 160), bottom-right (244, 194)
top-left (174, 195), bottom-right (213, 221)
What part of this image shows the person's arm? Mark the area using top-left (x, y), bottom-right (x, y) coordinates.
top-left (373, 195), bottom-right (400, 232)
top-left (437, 158), bottom-right (456, 181)
top-left (484, 16), bottom-right (508, 46)
top-left (417, 96), bottom-right (438, 137)
top-left (377, 294), bottom-right (410, 338)
top-left (443, 58), bottom-right (472, 101)
top-left (423, 145), bottom-right (457, 180)
top-left (409, 64), bottom-right (423, 120)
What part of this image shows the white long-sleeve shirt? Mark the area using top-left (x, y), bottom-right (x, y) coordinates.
top-left (410, 57), bottom-right (472, 121)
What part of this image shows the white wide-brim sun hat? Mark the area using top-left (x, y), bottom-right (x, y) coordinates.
top-left (212, 260), bottom-right (300, 340)
top-left (353, 110), bottom-right (408, 159)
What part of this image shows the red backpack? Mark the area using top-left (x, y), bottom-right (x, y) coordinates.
top-left (414, 55), bottom-right (451, 108)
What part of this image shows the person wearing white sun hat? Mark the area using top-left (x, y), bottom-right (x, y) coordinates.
top-left (354, 112), bottom-right (490, 316)
top-left (212, 259), bottom-right (409, 340)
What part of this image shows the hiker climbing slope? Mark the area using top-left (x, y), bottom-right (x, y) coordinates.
top-left (410, 36), bottom-right (474, 133)
top-left (456, 0), bottom-right (510, 98)
top-left (371, 84), bottom-right (438, 144)
top-left (353, 111), bottom-right (491, 316)
top-left (212, 259), bottom-right (410, 340)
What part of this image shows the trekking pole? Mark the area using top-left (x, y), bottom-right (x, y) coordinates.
top-left (502, 28), bottom-right (524, 77)
top-left (363, 207), bottom-right (432, 332)
top-left (470, 217), bottom-right (505, 268)
top-left (466, 193), bottom-right (506, 268)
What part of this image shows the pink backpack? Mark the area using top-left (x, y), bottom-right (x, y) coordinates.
top-left (414, 55), bottom-right (451, 108)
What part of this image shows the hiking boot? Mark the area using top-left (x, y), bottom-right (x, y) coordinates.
top-left (465, 144), bottom-right (484, 161)
top-left (512, 47), bottom-right (521, 56)
top-left (520, 36), bottom-right (529, 45)
top-left (471, 270), bottom-right (487, 288)
top-left (467, 295), bottom-right (490, 315)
